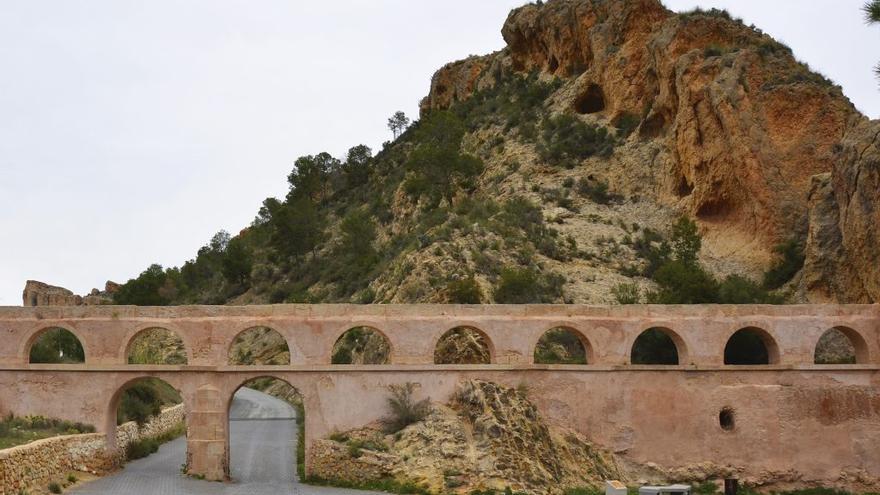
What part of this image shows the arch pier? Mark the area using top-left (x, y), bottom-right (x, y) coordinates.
top-left (0, 304), bottom-right (878, 485)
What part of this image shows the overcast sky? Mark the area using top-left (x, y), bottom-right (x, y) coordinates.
top-left (1, 1), bottom-right (877, 306)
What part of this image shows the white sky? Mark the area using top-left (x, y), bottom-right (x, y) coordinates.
top-left (1, 0), bottom-right (877, 306)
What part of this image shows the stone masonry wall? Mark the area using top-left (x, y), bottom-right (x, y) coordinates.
top-left (0, 404), bottom-right (185, 495)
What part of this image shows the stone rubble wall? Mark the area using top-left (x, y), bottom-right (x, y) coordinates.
top-left (0, 404), bottom-right (185, 495)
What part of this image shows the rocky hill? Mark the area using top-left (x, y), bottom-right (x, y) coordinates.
top-left (94, 0), bottom-right (877, 308)
top-left (18, 1), bottom-right (876, 308)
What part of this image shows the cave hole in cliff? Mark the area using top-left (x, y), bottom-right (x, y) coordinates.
top-left (125, 327), bottom-right (188, 365)
top-left (675, 175), bottom-right (694, 197)
top-left (814, 326), bottom-right (868, 365)
top-left (228, 326), bottom-right (291, 365)
top-left (105, 376), bottom-right (185, 462)
top-left (548, 55), bottom-right (560, 73)
top-left (573, 84), bottom-right (606, 114)
top-left (630, 327), bottom-right (687, 365)
top-left (27, 327), bottom-right (85, 364)
top-left (534, 327), bottom-right (592, 364)
top-left (639, 112), bottom-right (667, 139)
top-left (434, 326), bottom-right (493, 364)
top-left (719, 407), bottom-right (735, 431)
top-left (228, 376), bottom-right (302, 482)
top-left (331, 326), bottom-right (392, 364)
top-left (724, 327), bottom-right (780, 365)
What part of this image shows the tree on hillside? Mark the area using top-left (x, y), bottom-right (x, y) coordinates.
top-left (114, 264), bottom-right (172, 306)
top-left (387, 111), bottom-right (410, 139)
top-left (404, 111), bottom-right (484, 208)
top-left (270, 196), bottom-right (323, 259)
top-left (343, 144), bottom-right (373, 188)
top-left (287, 153), bottom-right (339, 202)
top-left (866, 1), bottom-right (880, 84)
top-left (222, 237), bottom-right (253, 285)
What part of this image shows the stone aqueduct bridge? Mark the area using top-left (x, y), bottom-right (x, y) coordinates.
top-left (1, 304), bottom-right (879, 485)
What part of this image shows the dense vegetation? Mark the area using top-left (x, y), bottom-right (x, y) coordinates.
top-left (614, 217), bottom-right (789, 305)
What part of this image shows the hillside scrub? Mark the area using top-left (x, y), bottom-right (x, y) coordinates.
top-left (0, 415), bottom-right (95, 449)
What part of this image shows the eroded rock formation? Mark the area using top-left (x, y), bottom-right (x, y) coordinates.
top-left (310, 380), bottom-right (620, 494)
top-left (22, 280), bottom-right (117, 307)
top-left (420, 0), bottom-right (876, 302)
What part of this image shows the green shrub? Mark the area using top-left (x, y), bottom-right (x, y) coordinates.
top-left (576, 178), bottom-right (616, 205)
top-left (538, 114), bottom-right (615, 166)
top-left (612, 283), bottom-right (641, 304)
top-left (385, 383), bottom-right (430, 433)
top-left (66, 474), bottom-right (77, 483)
top-left (48, 482), bottom-right (62, 494)
top-left (763, 238), bottom-right (805, 289)
top-left (446, 276), bottom-right (483, 304)
top-left (718, 275), bottom-right (783, 304)
top-left (494, 267), bottom-right (564, 304)
top-left (648, 260), bottom-right (719, 304)
top-left (613, 113), bottom-right (641, 138)
top-left (126, 437), bottom-right (160, 460)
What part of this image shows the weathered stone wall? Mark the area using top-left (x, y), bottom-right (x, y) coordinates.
top-left (0, 404), bottom-right (184, 495)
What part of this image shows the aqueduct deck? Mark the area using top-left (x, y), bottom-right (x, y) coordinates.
top-left (1, 304), bottom-right (878, 485)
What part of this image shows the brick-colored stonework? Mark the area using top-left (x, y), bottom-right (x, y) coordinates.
top-left (0, 404), bottom-right (184, 495)
top-left (0, 304), bottom-right (877, 488)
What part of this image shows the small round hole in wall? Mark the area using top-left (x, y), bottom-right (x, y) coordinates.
top-left (719, 407), bottom-right (735, 431)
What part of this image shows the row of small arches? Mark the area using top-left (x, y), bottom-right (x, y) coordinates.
top-left (27, 324), bottom-right (870, 366)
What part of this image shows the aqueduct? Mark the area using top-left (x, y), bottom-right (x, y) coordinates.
top-left (1, 304), bottom-right (879, 485)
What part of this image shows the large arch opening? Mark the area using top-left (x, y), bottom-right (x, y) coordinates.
top-left (126, 327), bottom-right (188, 365)
top-left (331, 326), bottom-right (391, 364)
top-left (724, 327), bottom-right (780, 365)
top-left (106, 376), bottom-right (186, 466)
top-left (814, 326), bottom-right (869, 364)
top-left (229, 326), bottom-right (290, 365)
top-left (630, 327), bottom-right (686, 365)
top-left (228, 376), bottom-right (303, 483)
top-left (28, 327), bottom-right (85, 364)
top-left (434, 326), bottom-right (493, 364)
top-left (534, 327), bottom-right (591, 364)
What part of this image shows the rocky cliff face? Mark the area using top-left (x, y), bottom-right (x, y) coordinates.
top-left (422, 0), bottom-right (874, 302)
top-left (802, 120), bottom-right (880, 303)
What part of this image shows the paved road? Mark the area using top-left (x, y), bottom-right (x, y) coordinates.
top-left (70, 388), bottom-right (382, 495)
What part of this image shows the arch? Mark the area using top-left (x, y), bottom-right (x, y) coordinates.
top-left (573, 83), bottom-right (606, 114)
top-left (228, 326), bottom-right (290, 365)
top-left (105, 375), bottom-right (185, 451)
top-left (724, 327), bottom-right (780, 365)
top-left (814, 326), bottom-right (869, 364)
top-left (433, 326), bottom-right (494, 364)
top-left (27, 326), bottom-right (86, 364)
top-left (330, 326), bottom-right (392, 364)
top-left (534, 326), bottom-right (592, 364)
top-left (630, 327), bottom-right (688, 365)
top-left (125, 327), bottom-right (189, 365)
top-left (226, 375), bottom-right (303, 482)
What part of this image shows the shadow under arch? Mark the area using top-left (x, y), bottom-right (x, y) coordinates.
top-left (26, 326), bottom-right (86, 364)
top-left (124, 326), bottom-right (189, 365)
top-left (724, 327), bottom-right (780, 365)
top-left (814, 326), bottom-right (870, 364)
top-left (630, 327), bottom-right (689, 365)
top-left (104, 375), bottom-right (186, 451)
top-left (533, 326), bottom-right (593, 364)
top-left (433, 325), bottom-right (495, 364)
top-left (228, 326), bottom-right (291, 365)
top-left (226, 375), bottom-right (303, 482)
top-left (330, 326), bottom-right (393, 364)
